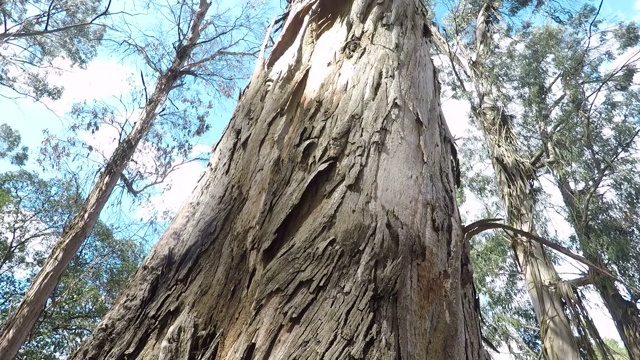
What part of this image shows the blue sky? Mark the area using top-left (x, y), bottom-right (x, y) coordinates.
top-left (2, 0), bottom-right (637, 246)
top-left (1, 1), bottom-right (637, 235)
top-left (1, 0), bottom-right (283, 245)
top-left (604, 0), bottom-right (639, 18)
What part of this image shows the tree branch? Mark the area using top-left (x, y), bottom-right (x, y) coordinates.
top-left (463, 218), bottom-right (639, 292)
top-left (0, 0), bottom-right (111, 42)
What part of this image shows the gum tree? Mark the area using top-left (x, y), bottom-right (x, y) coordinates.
top-left (0, 1), bottom-right (263, 357)
top-left (70, 0), bottom-right (486, 358)
top-left (431, 0), bottom-right (639, 358)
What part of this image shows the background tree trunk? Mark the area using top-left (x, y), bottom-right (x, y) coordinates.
top-left (474, 101), bottom-right (579, 360)
top-left (0, 2), bottom-right (212, 358)
top-left (71, 0), bottom-right (485, 358)
top-left (558, 181), bottom-right (640, 360)
top-left (595, 276), bottom-right (640, 360)
top-left (427, 2), bottom-right (582, 356)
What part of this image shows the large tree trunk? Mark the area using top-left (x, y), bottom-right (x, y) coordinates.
top-left (70, 0), bottom-right (486, 359)
top-left (0, 3), bottom-right (212, 359)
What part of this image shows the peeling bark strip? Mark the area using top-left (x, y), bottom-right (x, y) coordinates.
top-left (72, 0), bottom-right (485, 359)
top-left (473, 82), bottom-right (580, 360)
top-left (558, 183), bottom-right (640, 360)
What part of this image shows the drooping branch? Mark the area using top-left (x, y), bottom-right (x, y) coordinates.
top-left (463, 218), bottom-right (638, 293)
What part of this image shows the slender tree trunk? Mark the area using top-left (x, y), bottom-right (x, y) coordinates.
top-left (70, 0), bottom-right (486, 358)
top-left (0, 2), bottom-right (212, 358)
top-left (558, 181), bottom-right (640, 360)
top-left (472, 100), bottom-right (579, 360)
top-left (595, 276), bottom-right (640, 360)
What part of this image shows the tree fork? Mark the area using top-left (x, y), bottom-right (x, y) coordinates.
top-left (425, 2), bottom-right (584, 356)
top-left (70, 0), bottom-right (486, 359)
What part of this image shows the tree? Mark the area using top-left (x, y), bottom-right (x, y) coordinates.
top-left (0, 0), bottom-right (111, 100)
top-left (0, 0), bottom-right (263, 357)
top-left (602, 338), bottom-right (632, 360)
top-left (0, 124), bottom-right (28, 166)
top-left (432, 0), bottom-right (640, 358)
top-left (69, 0), bottom-right (486, 358)
top-left (0, 170), bottom-right (142, 359)
top-left (38, 0), bottom-right (265, 219)
top-left (494, 6), bottom-right (640, 357)
top-left (428, 1), bottom-right (586, 358)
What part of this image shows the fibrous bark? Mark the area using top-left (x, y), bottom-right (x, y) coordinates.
top-left (558, 181), bottom-right (640, 360)
top-left (473, 100), bottom-right (579, 360)
top-left (596, 278), bottom-right (640, 360)
top-left (71, 0), bottom-right (485, 359)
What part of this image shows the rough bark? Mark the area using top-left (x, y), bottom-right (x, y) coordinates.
top-left (595, 277), bottom-right (640, 360)
top-left (0, 2), bottom-right (212, 358)
top-left (70, 0), bottom-right (486, 359)
top-left (558, 181), bottom-right (640, 360)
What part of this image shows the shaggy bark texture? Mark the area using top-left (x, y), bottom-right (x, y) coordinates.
top-left (474, 99), bottom-right (579, 360)
top-left (71, 0), bottom-right (485, 358)
top-left (462, 3), bottom-right (580, 358)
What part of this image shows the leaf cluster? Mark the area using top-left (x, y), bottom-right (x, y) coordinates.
top-left (0, 0), bottom-right (111, 100)
top-left (0, 170), bottom-right (143, 359)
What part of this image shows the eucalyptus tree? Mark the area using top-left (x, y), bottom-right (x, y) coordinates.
top-left (0, 0), bottom-right (266, 357)
top-left (431, 0), bottom-right (640, 358)
top-left (457, 138), bottom-right (545, 358)
top-left (0, 170), bottom-right (142, 360)
top-left (0, 0), bottom-right (111, 100)
top-left (494, 7), bottom-right (640, 358)
top-left (428, 1), bottom-right (587, 358)
top-left (0, 124), bottom-right (28, 166)
top-left (39, 0), bottom-right (267, 220)
top-left (69, 0), bottom-right (487, 358)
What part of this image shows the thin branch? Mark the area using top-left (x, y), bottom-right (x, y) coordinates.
top-left (140, 71), bottom-right (148, 105)
top-left (44, 0), bottom-right (55, 32)
top-left (0, 0), bottom-right (112, 41)
top-left (567, 275), bottom-right (592, 288)
top-left (581, 129), bottom-right (640, 228)
top-left (463, 218), bottom-right (639, 293)
top-left (181, 50), bottom-right (257, 73)
top-left (118, 39), bottom-right (163, 74)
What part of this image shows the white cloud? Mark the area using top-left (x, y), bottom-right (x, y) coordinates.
top-left (77, 125), bottom-right (123, 161)
top-left (441, 97), bottom-right (472, 139)
top-left (135, 160), bottom-right (206, 220)
top-left (42, 58), bottom-right (135, 116)
top-left (189, 143), bottom-right (212, 158)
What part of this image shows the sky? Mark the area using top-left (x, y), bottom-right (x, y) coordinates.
top-left (3, 0), bottom-right (281, 232)
top-left (1, 0), bottom-right (639, 358)
top-left (606, 0), bottom-right (640, 19)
